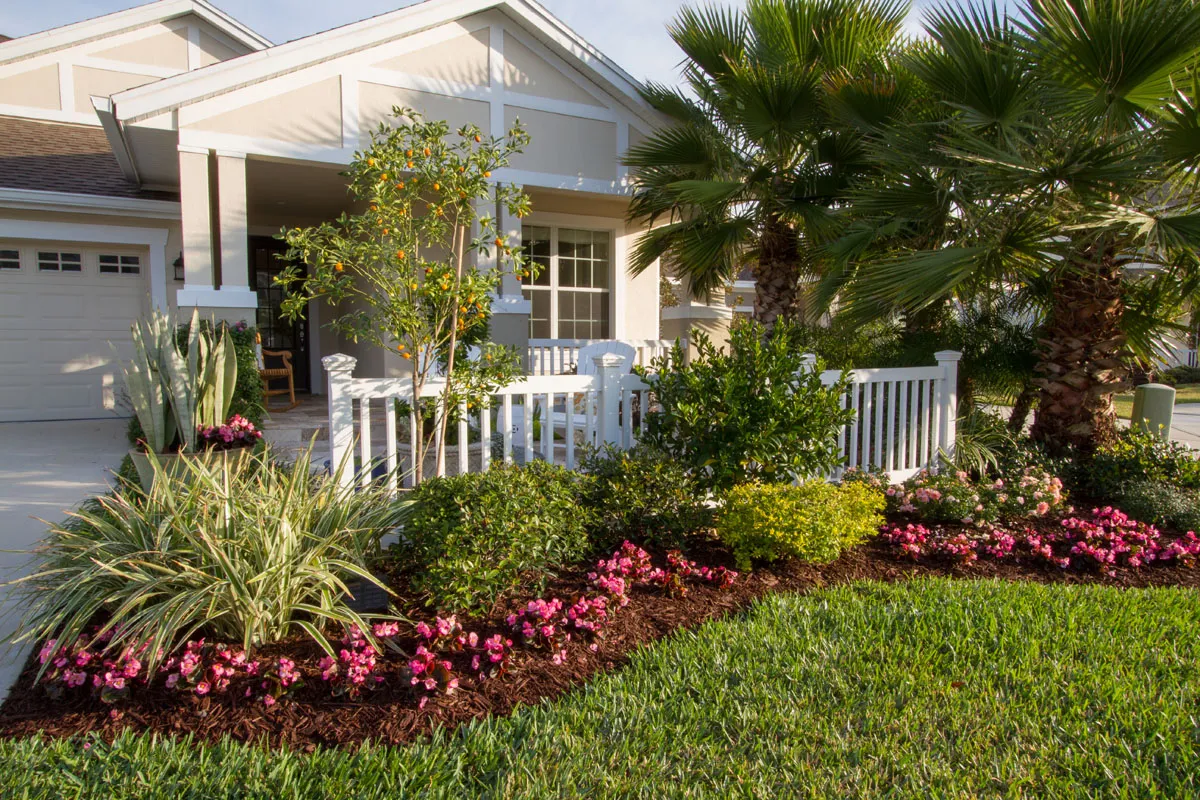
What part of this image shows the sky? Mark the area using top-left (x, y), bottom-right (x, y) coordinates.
top-left (0, 0), bottom-right (946, 87)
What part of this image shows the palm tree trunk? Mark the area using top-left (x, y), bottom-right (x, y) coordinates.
top-left (751, 215), bottom-right (801, 332)
top-left (1029, 246), bottom-right (1127, 453)
top-left (1008, 381), bottom-right (1036, 435)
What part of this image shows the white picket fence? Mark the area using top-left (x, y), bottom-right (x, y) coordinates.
top-left (322, 349), bottom-right (960, 492)
top-left (528, 338), bottom-right (675, 376)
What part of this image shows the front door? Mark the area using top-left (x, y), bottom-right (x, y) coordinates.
top-left (250, 237), bottom-right (310, 392)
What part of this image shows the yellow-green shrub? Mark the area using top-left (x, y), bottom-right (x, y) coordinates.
top-left (717, 481), bottom-right (885, 570)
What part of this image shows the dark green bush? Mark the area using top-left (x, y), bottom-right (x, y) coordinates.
top-left (1087, 429), bottom-right (1200, 498)
top-left (638, 320), bottom-right (852, 495)
top-left (126, 320), bottom-right (265, 448)
top-left (399, 462), bottom-right (590, 613)
top-left (1162, 365), bottom-right (1200, 386)
top-left (579, 444), bottom-right (711, 551)
top-left (1112, 480), bottom-right (1200, 533)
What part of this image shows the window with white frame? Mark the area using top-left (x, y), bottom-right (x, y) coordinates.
top-left (0, 249), bottom-right (19, 270)
top-left (520, 225), bottom-right (611, 339)
top-left (98, 254), bottom-right (142, 275)
top-left (37, 251), bottom-right (83, 272)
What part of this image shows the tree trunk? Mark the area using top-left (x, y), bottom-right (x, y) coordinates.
top-left (1029, 246), bottom-right (1128, 453)
top-left (751, 215), bottom-right (801, 332)
top-left (1008, 381), bottom-right (1036, 435)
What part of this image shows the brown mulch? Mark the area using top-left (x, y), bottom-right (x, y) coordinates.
top-left (2, 525), bottom-right (1198, 750)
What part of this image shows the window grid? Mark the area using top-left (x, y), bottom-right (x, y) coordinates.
top-left (0, 249), bottom-right (19, 270)
top-left (99, 254), bottom-right (142, 275)
top-left (37, 251), bottom-right (83, 273)
top-left (520, 225), bottom-right (611, 340)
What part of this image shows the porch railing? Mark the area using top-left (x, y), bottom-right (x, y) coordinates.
top-left (527, 338), bottom-right (676, 375)
top-left (322, 350), bottom-right (960, 492)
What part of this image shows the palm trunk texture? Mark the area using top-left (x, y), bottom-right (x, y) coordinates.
top-left (1029, 248), bottom-right (1127, 453)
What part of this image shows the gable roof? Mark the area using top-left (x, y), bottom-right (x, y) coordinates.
top-left (0, 115), bottom-right (176, 200)
top-left (109, 0), bottom-right (659, 128)
top-left (0, 0), bottom-right (271, 67)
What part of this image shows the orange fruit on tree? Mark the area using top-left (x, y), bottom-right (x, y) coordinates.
top-left (334, 262), bottom-right (344, 272)
top-left (474, 134), bottom-right (482, 143)
top-left (423, 148), bottom-right (431, 156)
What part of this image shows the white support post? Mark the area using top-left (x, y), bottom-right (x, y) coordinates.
top-left (595, 353), bottom-right (625, 447)
top-left (935, 350), bottom-right (962, 462)
top-left (216, 151), bottom-right (250, 292)
top-left (798, 353), bottom-right (817, 375)
top-left (323, 354), bottom-right (358, 489)
top-left (178, 146), bottom-right (214, 292)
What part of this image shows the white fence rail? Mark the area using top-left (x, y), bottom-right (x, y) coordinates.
top-left (528, 338), bottom-right (675, 376)
top-left (322, 350), bottom-right (960, 492)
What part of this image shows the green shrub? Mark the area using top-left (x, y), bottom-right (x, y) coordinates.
top-left (716, 481), bottom-right (885, 570)
top-left (1088, 429), bottom-right (1200, 498)
top-left (399, 462), bottom-right (589, 613)
top-left (125, 320), bottom-right (265, 449)
top-left (1162, 365), bottom-right (1200, 386)
top-left (6, 447), bottom-right (404, 674)
top-left (1112, 480), bottom-right (1200, 533)
top-left (579, 444), bottom-right (711, 551)
top-left (639, 320), bottom-right (853, 495)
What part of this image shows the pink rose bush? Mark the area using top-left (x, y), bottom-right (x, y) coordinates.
top-left (881, 507), bottom-right (1200, 574)
top-left (197, 414), bottom-right (262, 452)
top-left (855, 467), bottom-right (1067, 524)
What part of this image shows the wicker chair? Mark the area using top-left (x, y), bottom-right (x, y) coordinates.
top-left (255, 333), bottom-right (299, 412)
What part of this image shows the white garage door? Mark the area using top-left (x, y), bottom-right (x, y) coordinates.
top-left (0, 243), bottom-right (148, 421)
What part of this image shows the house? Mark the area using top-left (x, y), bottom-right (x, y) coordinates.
top-left (0, 0), bottom-right (733, 423)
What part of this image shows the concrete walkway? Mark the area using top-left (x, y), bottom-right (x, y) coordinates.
top-left (1168, 404), bottom-right (1200, 448)
top-left (0, 418), bottom-right (127, 702)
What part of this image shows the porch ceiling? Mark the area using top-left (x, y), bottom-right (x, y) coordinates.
top-left (246, 158), bottom-right (355, 229)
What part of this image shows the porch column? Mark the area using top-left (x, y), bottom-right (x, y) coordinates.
top-left (490, 183), bottom-right (531, 367)
top-left (177, 145), bottom-right (214, 296)
top-left (216, 151), bottom-right (251, 292)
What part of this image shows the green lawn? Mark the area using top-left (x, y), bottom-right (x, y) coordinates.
top-left (2, 579), bottom-right (1198, 799)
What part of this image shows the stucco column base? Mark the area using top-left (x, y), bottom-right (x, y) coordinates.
top-left (661, 303), bottom-right (734, 362)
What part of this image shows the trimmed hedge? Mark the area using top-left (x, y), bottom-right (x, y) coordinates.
top-left (717, 481), bottom-right (885, 570)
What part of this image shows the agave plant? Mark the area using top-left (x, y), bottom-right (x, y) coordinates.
top-left (6, 446), bottom-right (410, 674)
top-left (120, 309), bottom-right (237, 453)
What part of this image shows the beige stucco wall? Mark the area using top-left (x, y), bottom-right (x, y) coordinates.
top-left (503, 35), bottom-right (603, 107)
top-left (73, 66), bottom-right (158, 114)
top-left (661, 314), bottom-right (732, 361)
top-left (191, 77), bottom-right (343, 146)
top-left (506, 106), bottom-right (616, 180)
top-left (199, 30), bottom-right (244, 67)
top-left (359, 83), bottom-right (491, 141)
top-left (0, 64), bottom-right (60, 110)
top-left (92, 27), bottom-right (190, 71)
top-left (375, 28), bottom-right (491, 86)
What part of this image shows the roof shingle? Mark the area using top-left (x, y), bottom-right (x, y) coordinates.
top-left (0, 116), bottom-right (177, 201)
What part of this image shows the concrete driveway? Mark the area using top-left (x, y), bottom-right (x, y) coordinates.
top-left (0, 418), bottom-right (128, 702)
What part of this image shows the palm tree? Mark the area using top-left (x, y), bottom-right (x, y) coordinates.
top-left (829, 0), bottom-right (1200, 452)
top-left (624, 0), bottom-right (912, 330)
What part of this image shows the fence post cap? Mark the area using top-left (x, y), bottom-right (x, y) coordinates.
top-left (933, 350), bottom-right (963, 362)
top-left (593, 353), bottom-right (627, 368)
top-left (322, 353), bottom-right (358, 373)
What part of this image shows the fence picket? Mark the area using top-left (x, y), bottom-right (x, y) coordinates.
top-left (321, 350), bottom-right (958, 492)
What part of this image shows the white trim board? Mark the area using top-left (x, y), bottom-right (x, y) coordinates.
top-left (109, 0), bottom-right (665, 132)
top-left (0, 187), bottom-right (181, 220)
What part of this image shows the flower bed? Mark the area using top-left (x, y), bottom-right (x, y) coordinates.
top-left (4, 528), bottom-right (1200, 749)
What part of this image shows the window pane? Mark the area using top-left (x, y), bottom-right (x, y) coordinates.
top-left (525, 288), bottom-right (551, 339)
top-left (521, 226), bottom-right (552, 286)
top-left (99, 255), bottom-right (120, 274)
top-left (557, 290), bottom-right (610, 339)
top-left (0, 249), bottom-right (19, 270)
top-left (61, 253), bottom-right (82, 271)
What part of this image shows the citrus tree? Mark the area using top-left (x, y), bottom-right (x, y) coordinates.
top-left (278, 108), bottom-right (532, 479)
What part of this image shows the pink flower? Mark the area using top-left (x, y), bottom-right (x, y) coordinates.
top-left (195, 681), bottom-right (211, 696)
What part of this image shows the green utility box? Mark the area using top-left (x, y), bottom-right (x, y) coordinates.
top-left (1131, 383), bottom-right (1175, 440)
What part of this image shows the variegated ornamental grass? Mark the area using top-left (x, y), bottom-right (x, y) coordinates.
top-left (6, 447), bottom-right (409, 676)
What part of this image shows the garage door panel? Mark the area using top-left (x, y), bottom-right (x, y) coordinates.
top-left (0, 243), bottom-right (147, 421)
